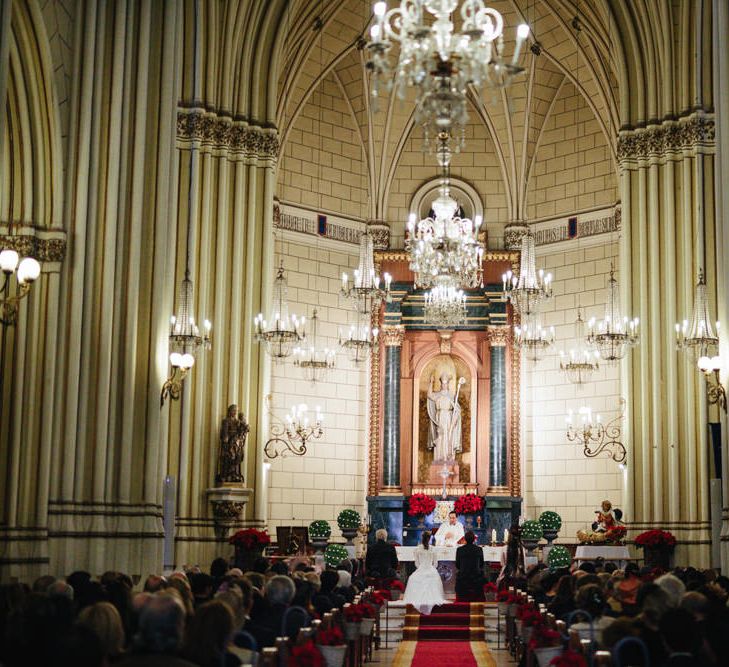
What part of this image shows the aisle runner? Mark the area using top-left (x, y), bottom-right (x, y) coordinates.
top-left (391, 641), bottom-right (496, 666)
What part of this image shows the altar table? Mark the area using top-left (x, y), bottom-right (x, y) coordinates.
top-left (575, 545), bottom-right (631, 567)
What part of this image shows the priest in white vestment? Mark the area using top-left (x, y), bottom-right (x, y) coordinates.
top-left (435, 511), bottom-right (465, 547)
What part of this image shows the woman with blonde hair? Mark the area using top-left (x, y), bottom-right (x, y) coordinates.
top-left (78, 601), bottom-right (125, 660)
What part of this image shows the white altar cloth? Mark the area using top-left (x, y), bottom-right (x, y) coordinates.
top-left (396, 545), bottom-right (506, 562)
top-left (575, 545), bottom-right (630, 566)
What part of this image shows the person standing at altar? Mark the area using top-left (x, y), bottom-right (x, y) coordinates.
top-left (455, 531), bottom-right (485, 600)
top-left (435, 511), bottom-right (465, 547)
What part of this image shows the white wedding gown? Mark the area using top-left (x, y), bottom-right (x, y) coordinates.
top-left (403, 545), bottom-right (447, 615)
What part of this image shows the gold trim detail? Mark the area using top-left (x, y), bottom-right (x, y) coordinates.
top-left (368, 320), bottom-right (381, 497)
top-left (382, 325), bottom-right (405, 347)
top-left (0, 234), bottom-right (67, 262)
top-left (510, 314), bottom-right (521, 497)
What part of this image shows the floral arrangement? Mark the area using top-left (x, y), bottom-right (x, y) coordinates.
top-left (547, 545), bottom-right (571, 571)
top-left (389, 579), bottom-right (405, 592)
top-left (316, 626), bottom-right (345, 646)
top-left (549, 651), bottom-right (587, 667)
top-left (605, 525), bottom-right (627, 543)
top-left (538, 510), bottom-right (562, 532)
top-left (369, 590), bottom-right (388, 606)
top-left (483, 582), bottom-right (498, 596)
top-left (308, 520), bottom-right (331, 539)
top-left (229, 528), bottom-right (271, 550)
top-left (407, 493), bottom-right (436, 517)
top-left (324, 543), bottom-right (349, 569)
top-left (528, 623), bottom-right (561, 650)
top-left (516, 604), bottom-right (542, 627)
top-left (337, 509), bottom-right (361, 530)
top-left (343, 602), bottom-right (376, 622)
top-left (290, 640), bottom-right (324, 667)
top-left (497, 590), bottom-right (518, 604)
top-left (634, 529), bottom-right (676, 548)
top-left (520, 519), bottom-right (544, 541)
top-left (453, 493), bottom-right (484, 515)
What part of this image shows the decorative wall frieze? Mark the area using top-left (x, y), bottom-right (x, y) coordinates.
top-left (366, 220), bottom-right (391, 250)
top-left (176, 108), bottom-right (279, 161)
top-left (0, 226), bottom-right (67, 263)
top-left (503, 223), bottom-right (529, 250)
top-left (275, 202), bottom-right (365, 248)
top-left (618, 113), bottom-right (715, 167)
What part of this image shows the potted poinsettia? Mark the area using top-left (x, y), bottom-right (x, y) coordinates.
top-left (388, 578), bottom-right (405, 601)
top-left (343, 602), bottom-right (365, 640)
top-left (229, 528), bottom-right (270, 571)
top-left (634, 529), bottom-right (676, 569)
top-left (454, 493), bottom-right (484, 529)
top-left (289, 639), bottom-right (324, 667)
top-left (528, 621), bottom-right (563, 667)
top-left (316, 626), bottom-right (346, 667)
top-left (358, 602), bottom-right (377, 637)
top-left (497, 589), bottom-right (517, 614)
top-left (407, 493), bottom-right (436, 528)
top-left (483, 582), bottom-right (498, 602)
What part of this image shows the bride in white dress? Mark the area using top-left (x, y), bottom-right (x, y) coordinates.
top-left (403, 531), bottom-right (447, 614)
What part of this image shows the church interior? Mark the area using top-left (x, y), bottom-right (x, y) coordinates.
top-left (1, 0), bottom-right (729, 665)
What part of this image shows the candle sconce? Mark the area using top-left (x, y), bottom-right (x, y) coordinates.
top-left (263, 396), bottom-right (324, 459)
top-left (566, 399), bottom-right (627, 464)
top-left (698, 356), bottom-right (727, 413)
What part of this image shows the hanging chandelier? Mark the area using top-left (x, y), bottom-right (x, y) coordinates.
top-left (367, 1), bottom-right (529, 150)
top-left (341, 230), bottom-right (392, 314)
top-left (0, 247), bottom-right (41, 326)
top-left (514, 313), bottom-right (554, 362)
top-left (502, 231), bottom-right (552, 315)
top-left (675, 269), bottom-right (720, 359)
top-left (254, 262), bottom-right (306, 360)
top-left (587, 266), bottom-right (639, 362)
top-left (559, 308), bottom-right (600, 384)
top-left (293, 309), bottom-right (335, 383)
top-left (339, 311), bottom-right (379, 364)
top-left (161, 268), bottom-right (212, 405)
top-left (424, 274), bottom-right (467, 327)
top-left (406, 175), bottom-right (484, 289)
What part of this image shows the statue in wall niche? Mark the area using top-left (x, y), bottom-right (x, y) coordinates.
top-left (216, 404), bottom-right (249, 485)
top-left (427, 373), bottom-right (465, 462)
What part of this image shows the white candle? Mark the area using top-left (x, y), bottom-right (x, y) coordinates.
top-left (491, 528), bottom-right (497, 544)
top-left (504, 528), bottom-right (509, 543)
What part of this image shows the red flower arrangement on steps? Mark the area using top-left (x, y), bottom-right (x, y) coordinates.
top-left (317, 626), bottom-right (345, 646)
top-left (634, 529), bottom-right (676, 548)
top-left (228, 528), bottom-right (271, 550)
top-left (407, 493), bottom-right (436, 516)
top-left (453, 493), bottom-right (484, 515)
top-left (344, 603), bottom-right (376, 622)
top-left (389, 579), bottom-right (405, 592)
top-left (289, 640), bottom-right (324, 667)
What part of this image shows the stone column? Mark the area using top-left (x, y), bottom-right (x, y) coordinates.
top-left (488, 327), bottom-right (509, 492)
top-left (381, 326), bottom-right (405, 489)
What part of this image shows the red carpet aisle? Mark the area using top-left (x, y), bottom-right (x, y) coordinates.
top-left (391, 641), bottom-right (497, 666)
top-left (402, 602), bottom-right (485, 640)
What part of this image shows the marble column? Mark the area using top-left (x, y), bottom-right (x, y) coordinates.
top-left (382, 326), bottom-right (405, 489)
top-left (488, 332), bottom-right (509, 491)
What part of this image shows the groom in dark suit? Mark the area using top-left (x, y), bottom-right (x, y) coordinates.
top-left (455, 530), bottom-right (485, 600)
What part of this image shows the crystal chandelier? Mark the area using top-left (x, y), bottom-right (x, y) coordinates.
top-left (341, 230), bottom-right (392, 314)
top-left (406, 175), bottom-right (484, 289)
top-left (254, 262), bottom-right (306, 360)
top-left (559, 308), bottom-right (599, 384)
top-left (675, 270), bottom-right (720, 359)
top-left (424, 274), bottom-right (467, 327)
top-left (264, 402), bottom-right (325, 459)
top-left (587, 266), bottom-right (639, 362)
top-left (339, 311), bottom-right (379, 364)
top-left (502, 231), bottom-right (552, 315)
top-left (161, 268), bottom-right (212, 405)
top-left (293, 309), bottom-right (335, 383)
top-left (367, 1), bottom-right (529, 150)
top-left (514, 313), bottom-right (554, 362)
top-left (0, 247), bottom-right (41, 326)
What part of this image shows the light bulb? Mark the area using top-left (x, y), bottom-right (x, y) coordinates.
top-left (517, 24), bottom-right (530, 39)
top-left (180, 353), bottom-right (195, 369)
top-left (373, 1), bottom-right (386, 17)
top-left (16, 257), bottom-right (41, 284)
top-left (370, 24), bottom-right (381, 40)
top-left (0, 249), bottom-right (19, 273)
top-left (169, 352), bottom-right (182, 367)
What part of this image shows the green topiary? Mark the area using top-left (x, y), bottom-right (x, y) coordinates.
top-left (547, 545), bottom-right (571, 571)
top-left (538, 511), bottom-right (562, 532)
top-left (520, 519), bottom-right (544, 541)
top-left (324, 543), bottom-right (349, 569)
top-left (309, 520), bottom-right (331, 539)
top-left (337, 509), bottom-right (361, 530)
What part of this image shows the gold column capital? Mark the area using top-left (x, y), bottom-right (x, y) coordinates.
top-left (382, 325), bottom-right (405, 347)
top-left (486, 325), bottom-right (511, 347)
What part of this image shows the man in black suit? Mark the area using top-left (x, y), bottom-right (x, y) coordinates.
top-left (365, 528), bottom-right (399, 579)
top-left (455, 531), bottom-right (485, 599)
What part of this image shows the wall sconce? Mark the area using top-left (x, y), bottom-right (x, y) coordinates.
top-left (264, 401), bottom-right (324, 459)
top-left (566, 399), bottom-right (627, 463)
top-left (0, 249), bottom-right (41, 326)
top-left (697, 356), bottom-right (727, 413)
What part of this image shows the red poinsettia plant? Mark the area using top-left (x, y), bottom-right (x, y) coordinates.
top-left (407, 493), bottom-right (436, 516)
top-left (634, 529), bottom-right (676, 548)
top-left (389, 579), bottom-right (405, 592)
top-left (290, 640), bottom-right (324, 667)
top-left (549, 650), bottom-right (587, 667)
top-left (344, 602), bottom-right (375, 622)
top-left (528, 623), bottom-right (562, 650)
top-left (454, 493), bottom-right (484, 515)
top-left (497, 590), bottom-right (518, 604)
top-left (605, 525), bottom-right (627, 543)
top-left (317, 626), bottom-right (345, 646)
top-left (229, 528), bottom-right (271, 550)
top-left (517, 604), bottom-right (543, 627)
top-left (369, 590), bottom-right (388, 606)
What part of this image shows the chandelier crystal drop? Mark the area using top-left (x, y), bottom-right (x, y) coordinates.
top-left (587, 266), bottom-right (639, 362)
top-left (424, 274), bottom-right (467, 327)
top-left (514, 313), bottom-right (555, 362)
top-left (675, 269), bottom-right (720, 359)
top-left (559, 308), bottom-right (600, 384)
top-left (406, 179), bottom-right (484, 290)
top-left (339, 311), bottom-right (379, 364)
top-left (367, 1), bottom-right (529, 150)
top-left (293, 309), bottom-right (335, 383)
top-left (254, 262), bottom-right (306, 360)
top-left (502, 231), bottom-right (552, 315)
top-left (341, 230), bottom-right (392, 314)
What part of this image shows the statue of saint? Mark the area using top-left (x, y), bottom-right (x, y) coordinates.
top-left (216, 404), bottom-right (249, 485)
top-left (426, 374), bottom-right (464, 462)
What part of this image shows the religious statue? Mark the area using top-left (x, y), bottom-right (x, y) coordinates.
top-left (427, 373), bottom-right (465, 462)
top-left (216, 404), bottom-right (249, 485)
top-left (576, 499), bottom-right (625, 544)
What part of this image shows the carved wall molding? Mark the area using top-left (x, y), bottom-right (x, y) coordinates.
top-left (0, 231), bottom-right (67, 263)
top-left (618, 113), bottom-right (715, 167)
top-left (176, 108), bottom-right (279, 160)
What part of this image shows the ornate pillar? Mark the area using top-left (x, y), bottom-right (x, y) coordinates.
top-left (487, 327), bottom-right (510, 493)
top-left (381, 325), bottom-right (405, 489)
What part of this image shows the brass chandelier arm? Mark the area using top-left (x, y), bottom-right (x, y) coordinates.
top-left (0, 282), bottom-right (32, 326)
top-left (160, 367), bottom-right (190, 407)
top-left (705, 372), bottom-right (728, 413)
top-left (566, 399), bottom-right (627, 464)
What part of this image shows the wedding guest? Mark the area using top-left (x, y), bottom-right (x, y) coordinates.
top-left (181, 600), bottom-right (235, 667)
top-left (189, 573), bottom-right (214, 609)
top-left (78, 601), bottom-right (126, 661)
top-left (548, 575), bottom-right (576, 619)
top-left (366, 529), bottom-right (399, 579)
top-left (570, 584), bottom-right (614, 645)
top-left (659, 608), bottom-right (702, 666)
top-left (656, 573), bottom-right (687, 608)
top-left (245, 575), bottom-right (295, 648)
top-left (615, 563), bottom-right (641, 613)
